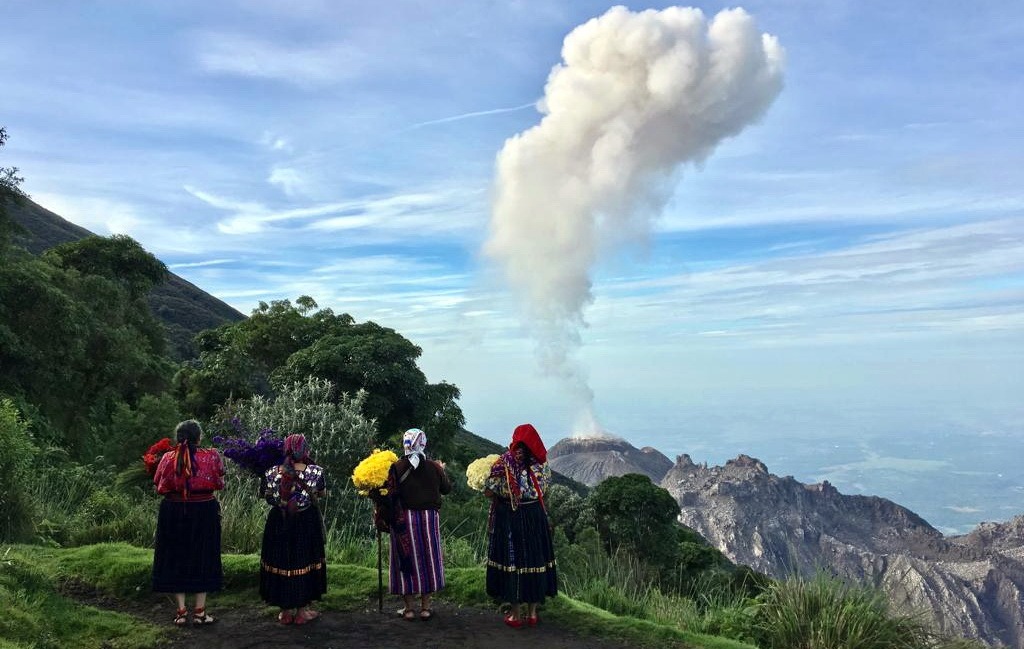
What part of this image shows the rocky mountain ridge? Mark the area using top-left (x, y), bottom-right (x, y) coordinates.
top-left (549, 435), bottom-right (1024, 647)
top-left (663, 453), bottom-right (1024, 648)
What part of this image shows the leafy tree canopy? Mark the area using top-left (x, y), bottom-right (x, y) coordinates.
top-left (0, 126), bottom-right (28, 248)
top-left (590, 473), bottom-right (682, 567)
top-left (175, 296), bottom-right (464, 457)
top-left (45, 234), bottom-right (168, 299)
top-left (0, 234), bottom-right (175, 459)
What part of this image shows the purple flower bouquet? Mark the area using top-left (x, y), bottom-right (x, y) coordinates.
top-left (213, 421), bottom-right (284, 477)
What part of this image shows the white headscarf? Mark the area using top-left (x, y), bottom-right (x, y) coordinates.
top-left (402, 428), bottom-right (427, 469)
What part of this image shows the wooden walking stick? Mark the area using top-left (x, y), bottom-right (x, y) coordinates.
top-left (377, 529), bottom-right (383, 613)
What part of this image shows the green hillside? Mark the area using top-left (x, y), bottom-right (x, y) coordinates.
top-left (7, 197), bottom-right (245, 359)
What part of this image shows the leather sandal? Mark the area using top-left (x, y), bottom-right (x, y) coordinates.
top-left (399, 607), bottom-right (416, 621)
top-left (173, 608), bottom-right (188, 626)
top-left (192, 607), bottom-right (216, 625)
top-left (294, 609), bottom-right (320, 625)
top-left (419, 609), bottom-right (433, 621)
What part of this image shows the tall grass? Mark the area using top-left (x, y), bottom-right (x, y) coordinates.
top-left (751, 572), bottom-right (961, 649)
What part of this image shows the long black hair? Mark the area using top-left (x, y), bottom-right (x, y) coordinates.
top-left (173, 419), bottom-right (202, 477)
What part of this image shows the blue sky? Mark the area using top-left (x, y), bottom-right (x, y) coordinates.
top-left (4, 1), bottom-right (1023, 527)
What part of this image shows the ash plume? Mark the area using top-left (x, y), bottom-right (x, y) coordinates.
top-left (484, 6), bottom-right (784, 418)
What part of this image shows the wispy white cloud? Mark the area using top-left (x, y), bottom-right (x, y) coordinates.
top-left (408, 101), bottom-right (537, 129)
top-left (267, 167), bottom-right (306, 197)
top-left (259, 131), bottom-right (291, 151)
top-left (193, 32), bottom-right (365, 87)
top-left (311, 255), bottom-right (442, 276)
top-left (944, 505), bottom-right (982, 514)
top-left (168, 259), bottom-right (236, 270)
top-left (819, 454), bottom-right (950, 474)
top-left (184, 184), bottom-right (485, 239)
top-left (583, 218), bottom-right (1024, 347)
top-left (660, 191), bottom-right (1024, 232)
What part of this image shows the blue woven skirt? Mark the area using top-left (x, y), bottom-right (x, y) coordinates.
top-left (152, 498), bottom-right (223, 593)
top-left (486, 500), bottom-right (557, 604)
top-left (259, 506), bottom-right (327, 608)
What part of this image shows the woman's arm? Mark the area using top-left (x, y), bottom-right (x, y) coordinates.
top-left (436, 460), bottom-right (452, 495)
top-left (262, 467), bottom-right (281, 506)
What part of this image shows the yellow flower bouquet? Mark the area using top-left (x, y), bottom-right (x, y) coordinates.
top-left (466, 454), bottom-right (500, 492)
top-left (352, 448), bottom-right (399, 496)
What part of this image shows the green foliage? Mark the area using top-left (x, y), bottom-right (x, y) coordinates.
top-left (591, 473), bottom-right (682, 568)
top-left (95, 393), bottom-right (182, 467)
top-left (212, 376), bottom-right (379, 551)
top-left (176, 296), bottom-right (464, 456)
top-left (546, 483), bottom-right (596, 543)
top-left (0, 126), bottom-right (27, 248)
top-left (67, 488), bottom-right (155, 547)
top-left (217, 481), bottom-right (268, 554)
top-left (0, 545), bottom-right (163, 649)
top-left (44, 234), bottom-right (168, 300)
top-left (0, 400), bottom-right (38, 542)
top-left (220, 376), bottom-right (377, 482)
top-left (0, 235), bottom-right (175, 461)
top-left (29, 454), bottom-right (101, 547)
top-left (751, 571), bottom-right (935, 649)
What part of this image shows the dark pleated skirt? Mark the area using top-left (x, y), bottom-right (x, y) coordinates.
top-left (486, 500), bottom-right (558, 604)
top-left (389, 508), bottom-right (445, 595)
top-left (152, 498), bottom-right (223, 593)
top-left (260, 506), bottom-right (327, 608)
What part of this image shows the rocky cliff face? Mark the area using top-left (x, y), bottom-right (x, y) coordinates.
top-left (548, 435), bottom-right (673, 486)
top-left (662, 454), bottom-right (1024, 648)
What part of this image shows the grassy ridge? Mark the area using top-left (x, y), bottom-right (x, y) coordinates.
top-left (3, 543), bottom-right (752, 649)
top-left (0, 546), bottom-right (163, 649)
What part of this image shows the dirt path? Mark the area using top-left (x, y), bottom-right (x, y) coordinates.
top-left (155, 599), bottom-right (635, 649)
top-left (64, 582), bottom-right (639, 649)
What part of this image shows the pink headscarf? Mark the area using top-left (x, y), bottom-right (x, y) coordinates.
top-left (279, 434), bottom-right (311, 512)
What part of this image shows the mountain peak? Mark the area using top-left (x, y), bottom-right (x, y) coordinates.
top-left (548, 435), bottom-right (672, 486)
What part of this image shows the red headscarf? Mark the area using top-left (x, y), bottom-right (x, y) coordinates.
top-left (511, 423), bottom-right (547, 463)
top-left (489, 423), bottom-right (548, 511)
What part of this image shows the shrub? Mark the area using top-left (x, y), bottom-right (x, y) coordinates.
top-left (752, 571), bottom-right (933, 649)
top-left (211, 376), bottom-right (379, 554)
top-left (68, 487), bottom-right (155, 547)
top-left (0, 398), bottom-right (38, 541)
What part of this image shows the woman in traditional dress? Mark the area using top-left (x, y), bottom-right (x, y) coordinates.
top-left (152, 419), bottom-right (225, 626)
top-left (259, 433), bottom-right (328, 625)
top-left (484, 423), bottom-right (558, 627)
top-left (386, 428), bottom-right (452, 621)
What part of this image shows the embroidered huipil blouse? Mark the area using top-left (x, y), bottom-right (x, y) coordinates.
top-left (263, 464), bottom-right (326, 512)
top-left (153, 448), bottom-right (225, 497)
top-left (484, 460), bottom-right (551, 502)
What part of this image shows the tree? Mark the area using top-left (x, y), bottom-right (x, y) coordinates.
top-left (545, 483), bottom-right (596, 544)
top-left (0, 235), bottom-right (175, 460)
top-left (0, 126), bottom-right (28, 248)
top-left (0, 399), bottom-right (38, 542)
top-left (45, 234), bottom-right (168, 300)
top-left (176, 297), bottom-right (465, 456)
top-left (212, 377), bottom-right (378, 552)
top-left (590, 473), bottom-right (681, 568)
